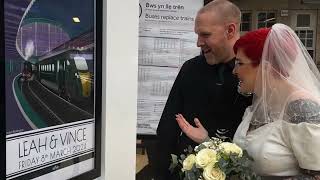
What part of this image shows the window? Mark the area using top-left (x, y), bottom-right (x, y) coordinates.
top-left (297, 14), bottom-right (310, 27)
top-left (257, 12), bottom-right (276, 28)
top-left (295, 30), bottom-right (314, 58)
top-left (74, 56), bottom-right (88, 71)
top-left (240, 12), bottom-right (252, 32)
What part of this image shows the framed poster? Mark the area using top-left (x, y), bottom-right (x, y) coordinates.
top-left (0, 0), bottom-right (102, 179)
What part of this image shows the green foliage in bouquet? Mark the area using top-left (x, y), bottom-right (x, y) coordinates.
top-left (170, 138), bottom-right (261, 180)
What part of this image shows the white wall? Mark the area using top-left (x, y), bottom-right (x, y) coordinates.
top-left (100, 0), bottom-right (139, 179)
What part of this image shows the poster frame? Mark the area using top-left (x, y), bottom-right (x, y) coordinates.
top-left (0, 0), bottom-right (102, 179)
top-left (1, 0), bottom-right (5, 178)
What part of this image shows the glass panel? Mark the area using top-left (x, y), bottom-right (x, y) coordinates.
top-left (241, 23), bottom-right (250, 31)
top-left (307, 39), bottom-right (313, 47)
top-left (308, 50), bottom-right (314, 58)
top-left (297, 14), bottom-right (310, 27)
top-left (307, 30), bottom-right (313, 38)
top-left (267, 13), bottom-right (275, 19)
top-left (258, 22), bottom-right (266, 28)
top-left (266, 22), bottom-right (275, 27)
top-left (242, 13), bottom-right (251, 22)
top-left (74, 56), bottom-right (89, 71)
top-left (299, 30), bottom-right (306, 38)
top-left (258, 12), bottom-right (266, 21)
top-left (301, 39), bottom-right (306, 46)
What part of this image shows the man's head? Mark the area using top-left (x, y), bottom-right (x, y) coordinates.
top-left (195, 0), bottom-right (241, 65)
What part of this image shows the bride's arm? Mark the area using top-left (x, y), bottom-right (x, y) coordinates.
top-left (284, 99), bottom-right (320, 180)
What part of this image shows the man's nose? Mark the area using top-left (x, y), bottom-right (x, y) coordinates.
top-left (232, 66), bottom-right (237, 75)
top-left (197, 37), bottom-right (204, 47)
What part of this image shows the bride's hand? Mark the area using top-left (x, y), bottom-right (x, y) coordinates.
top-left (175, 113), bottom-right (208, 144)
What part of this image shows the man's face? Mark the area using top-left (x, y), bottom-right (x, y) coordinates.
top-left (194, 12), bottom-right (230, 65)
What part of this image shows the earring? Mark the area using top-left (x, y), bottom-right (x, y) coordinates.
top-left (237, 84), bottom-right (253, 97)
top-left (238, 91), bottom-right (253, 97)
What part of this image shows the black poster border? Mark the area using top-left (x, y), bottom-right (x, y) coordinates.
top-left (1, 0), bottom-right (6, 178)
top-left (0, 0), bottom-right (102, 179)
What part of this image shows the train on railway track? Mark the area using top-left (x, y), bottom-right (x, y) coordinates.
top-left (35, 49), bottom-right (93, 102)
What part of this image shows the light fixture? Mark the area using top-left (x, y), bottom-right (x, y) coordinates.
top-left (73, 17), bottom-right (80, 23)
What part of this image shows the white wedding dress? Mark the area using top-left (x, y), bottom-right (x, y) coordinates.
top-left (233, 105), bottom-right (320, 176)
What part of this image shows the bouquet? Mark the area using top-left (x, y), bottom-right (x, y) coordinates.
top-left (170, 137), bottom-right (260, 180)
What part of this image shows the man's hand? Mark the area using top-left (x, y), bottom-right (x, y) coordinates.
top-left (175, 113), bottom-right (208, 144)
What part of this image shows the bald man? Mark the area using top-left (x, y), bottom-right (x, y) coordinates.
top-left (156, 0), bottom-right (251, 179)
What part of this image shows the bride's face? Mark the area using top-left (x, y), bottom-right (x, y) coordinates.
top-left (233, 48), bottom-right (259, 94)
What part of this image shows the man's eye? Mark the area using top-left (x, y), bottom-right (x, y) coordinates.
top-left (201, 33), bottom-right (210, 37)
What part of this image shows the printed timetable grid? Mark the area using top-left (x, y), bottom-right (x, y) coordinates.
top-left (137, 0), bottom-right (203, 135)
top-left (138, 36), bottom-right (197, 68)
top-left (137, 36), bottom-right (199, 135)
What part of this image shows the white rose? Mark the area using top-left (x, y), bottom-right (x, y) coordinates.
top-left (203, 163), bottom-right (226, 180)
top-left (182, 154), bottom-right (196, 171)
top-left (219, 142), bottom-right (243, 157)
top-left (202, 141), bottom-right (214, 148)
top-left (195, 149), bottom-right (217, 168)
top-left (195, 145), bottom-right (200, 151)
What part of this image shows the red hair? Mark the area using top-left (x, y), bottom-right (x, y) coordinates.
top-left (233, 28), bottom-right (271, 66)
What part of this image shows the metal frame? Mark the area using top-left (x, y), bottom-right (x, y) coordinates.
top-left (0, 0), bottom-right (102, 179)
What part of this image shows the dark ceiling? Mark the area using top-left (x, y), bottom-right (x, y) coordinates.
top-left (5, 0), bottom-right (94, 58)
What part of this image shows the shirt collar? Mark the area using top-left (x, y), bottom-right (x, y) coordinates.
top-left (201, 55), bottom-right (236, 70)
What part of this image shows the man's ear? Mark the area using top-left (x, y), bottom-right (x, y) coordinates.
top-left (226, 23), bottom-right (237, 40)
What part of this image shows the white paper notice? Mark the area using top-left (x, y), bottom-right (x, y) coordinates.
top-left (138, 0), bottom-right (202, 135)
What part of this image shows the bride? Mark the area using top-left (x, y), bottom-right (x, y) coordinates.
top-left (176, 23), bottom-right (320, 179)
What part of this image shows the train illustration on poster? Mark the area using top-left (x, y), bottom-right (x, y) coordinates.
top-left (37, 50), bottom-right (93, 103)
top-left (16, 32), bottom-right (94, 128)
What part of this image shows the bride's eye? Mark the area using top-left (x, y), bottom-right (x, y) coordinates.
top-left (235, 60), bottom-right (244, 67)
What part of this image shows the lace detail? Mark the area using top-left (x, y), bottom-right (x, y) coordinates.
top-left (285, 99), bottom-right (320, 124)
